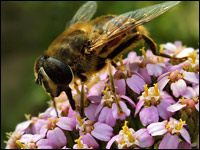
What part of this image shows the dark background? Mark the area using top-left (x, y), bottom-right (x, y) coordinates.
top-left (1, 1), bottom-right (199, 148)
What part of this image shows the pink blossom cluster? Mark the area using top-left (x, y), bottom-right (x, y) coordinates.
top-left (6, 41), bottom-right (199, 149)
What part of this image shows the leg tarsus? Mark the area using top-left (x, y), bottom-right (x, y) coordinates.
top-left (50, 96), bottom-right (59, 118)
top-left (142, 34), bottom-right (188, 63)
top-left (80, 82), bottom-right (85, 117)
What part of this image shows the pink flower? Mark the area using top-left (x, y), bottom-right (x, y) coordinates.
top-left (157, 69), bottom-right (199, 97)
top-left (147, 118), bottom-right (191, 149)
top-left (135, 84), bottom-right (175, 126)
top-left (75, 114), bottom-right (113, 148)
top-left (106, 121), bottom-right (154, 149)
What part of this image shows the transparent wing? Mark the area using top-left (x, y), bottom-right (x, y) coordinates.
top-left (91, 1), bottom-right (180, 49)
top-left (66, 1), bottom-right (97, 29)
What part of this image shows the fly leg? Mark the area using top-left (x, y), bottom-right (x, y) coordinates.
top-left (50, 95), bottom-right (59, 118)
top-left (77, 74), bottom-right (87, 117)
top-left (142, 34), bottom-right (188, 63)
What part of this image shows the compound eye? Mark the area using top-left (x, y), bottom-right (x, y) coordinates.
top-left (43, 57), bottom-right (73, 85)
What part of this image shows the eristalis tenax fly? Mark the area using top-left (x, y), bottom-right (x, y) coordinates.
top-left (34, 1), bottom-right (187, 117)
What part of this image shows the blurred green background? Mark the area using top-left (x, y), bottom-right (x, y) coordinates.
top-left (1, 1), bottom-right (199, 148)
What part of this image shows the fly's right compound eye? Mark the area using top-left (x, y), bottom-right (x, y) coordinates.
top-left (43, 57), bottom-right (74, 85)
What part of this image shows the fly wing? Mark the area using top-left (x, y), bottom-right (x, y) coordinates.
top-left (66, 1), bottom-right (97, 28)
top-left (90, 1), bottom-right (180, 49)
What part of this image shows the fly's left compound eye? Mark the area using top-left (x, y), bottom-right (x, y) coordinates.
top-left (43, 57), bottom-right (73, 85)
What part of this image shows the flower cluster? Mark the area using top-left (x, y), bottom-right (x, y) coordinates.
top-left (6, 41), bottom-right (199, 149)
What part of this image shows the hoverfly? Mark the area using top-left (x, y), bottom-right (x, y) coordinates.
top-left (34, 1), bottom-right (186, 117)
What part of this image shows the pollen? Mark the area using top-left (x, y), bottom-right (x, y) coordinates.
top-left (189, 51), bottom-right (197, 64)
top-left (119, 55), bottom-right (125, 71)
top-left (74, 136), bottom-right (83, 149)
top-left (144, 84), bottom-right (149, 97)
top-left (176, 119), bottom-right (186, 131)
top-left (154, 83), bottom-right (160, 96)
top-left (16, 141), bottom-right (28, 149)
top-left (122, 121), bottom-right (129, 134)
top-left (102, 87), bottom-right (110, 100)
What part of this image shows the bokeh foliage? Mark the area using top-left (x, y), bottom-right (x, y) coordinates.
top-left (1, 1), bottom-right (199, 148)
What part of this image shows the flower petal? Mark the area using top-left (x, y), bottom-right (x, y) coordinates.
top-left (171, 79), bottom-right (187, 97)
top-left (98, 107), bottom-right (116, 127)
top-left (157, 75), bottom-right (170, 91)
top-left (85, 103), bottom-right (99, 121)
top-left (106, 135), bottom-right (120, 149)
top-left (147, 121), bottom-right (167, 136)
top-left (56, 117), bottom-right (75, 131)
top-left (87, 80), bottom-right (105, 97)
top-left (184, 72), bottom-right (199, 84)
top-left (180, 127), bottom-right (191, 144)
top-left (120, 95), bottom-right (135, 108)
top-left (157, 101), bottom-right (174, 120)
top-left (139, 106), bottom-right (159, 126)
top-left (134, 100), bottom-right (144, 117)
top-left (81, 133), bottom-right (99, 148)
top-left (91, 122), bottom-right (113, 141)
top-left (159, 133), bottom-right (179, 149)
top-left (115, 79), bottom-right (126, 95)
top-left (47, 127), bottom-right (67, 149)
top-left (135, 129), bottom-right (154, 147)
top-left (146, 64), bottom-right (163, 77)
top-left (37, 139), bottom-right (53, 149)
top-left (139, 68), bottom-right (152, 84)
top-left (167, 103), bottom-right (186, 112)
top-left (127, 74), bottom-right (146, 94)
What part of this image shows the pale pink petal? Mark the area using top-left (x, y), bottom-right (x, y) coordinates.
top-left (157, 101), bottom-right (174, 119)
top-left (112, 101), bottom-right (130, 120)
top-left (161, 91), bottom-right (176, 104)
top-left (106, 135), bottom-right (120, 149)
top-left (87, 96), bottom-right (101, 103)
top-left (183, 87), bottom-right (196, 98)
top-left (167, 103), bottom-right (186, 112)
top-left (15, 120), bottom-right (32, 132)
top-left (146, 64), bottom-right (163, 77)
top-left (37, 139), bottom-right (53, 149)
top-left (134, 100), bottom-right (144, 117)
top-left (184, 72), bottom-right (199, 84)
top-left (171, 79), bottom-right (187, 97)
top-left (98, 107), bottom-right (116, 127)
top-left (81, 133), bottom-right (99, 148)
top-left (56, 117), bottom-right (75, 131)
top-left (85, 103), bottom-right (99, 121)
top-left (87, 80), bottom-right (105, 97)
top-left (195, 103), bottom-right (199, 111)
top-left (157, 72), bottom-right (170, 82)
top-left (115, 79), bottom-right (126, 95)
top-left (147, 122), bottom-right (167, 136)
top-left (159, 133), bottom-right (179, 149)
top-left (32, 119), bottom-right (46, 134)
top-left (180, 127), bottom-right (191, 144)
top-left (47, 127), bottom-right (67, 149)
top-left (120, 95), bottom-right (135, 108)
top-left (139, 68), bottom-right (152, 84)
top-left (94, 104), bottom-right (103, 118)
top-left (135, 129), bottom-right (154, 147)
top-left (127, 75), bottom-right (146, 94)
top-left (177, 47), bottom-right (194, 58)
top-left (157, 76), bottom-right (170, 91)
top-left (139, 106), bottom-right (159, 126)
top-left (91, 122), bottom-right (113, 141)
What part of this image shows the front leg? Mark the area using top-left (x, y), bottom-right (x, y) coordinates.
top-left (77, 74), bottom-right (87, 117)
